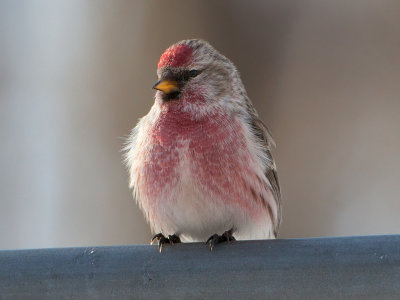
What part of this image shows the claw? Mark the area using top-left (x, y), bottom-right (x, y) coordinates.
top-left (205, 229), bottom-right (236, 252)
top-left (158, 239), bottom-right (164, 253)
top-left (151, 233), bottom-right (164, 245)
top-left (151, 233), bottom-right (181, 253)
top-left (205, 234), bottom-right (219, 252)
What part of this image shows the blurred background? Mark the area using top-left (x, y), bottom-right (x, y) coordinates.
top-left (1, 0), bottom-right (400, 250)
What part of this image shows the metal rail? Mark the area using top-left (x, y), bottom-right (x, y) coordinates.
top-left (1, 235), bottom-right (400, 299)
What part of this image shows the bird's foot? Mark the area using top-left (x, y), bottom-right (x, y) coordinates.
top-left (151, 233), bottom-right (181, 253)
top-left (205, 229), bottom-right (236, 252)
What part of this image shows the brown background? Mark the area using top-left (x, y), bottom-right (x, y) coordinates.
top-left (1, 0), bottom-right (400, 249)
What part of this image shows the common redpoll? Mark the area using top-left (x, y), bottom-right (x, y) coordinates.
top-left (125, 39), bottom-right (281, 251)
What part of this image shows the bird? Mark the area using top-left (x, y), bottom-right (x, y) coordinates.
top-left (124, 39), bottom-right (281, 252)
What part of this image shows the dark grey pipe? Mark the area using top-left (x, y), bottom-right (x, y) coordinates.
top-left (1, 235), bottom-right (400, 299)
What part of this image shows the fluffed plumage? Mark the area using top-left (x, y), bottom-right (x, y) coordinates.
top-left (124, 39), bottom-right (281, 244)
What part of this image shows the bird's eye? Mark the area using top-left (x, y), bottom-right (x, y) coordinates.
top-left (189, 69), bottom-right (199, 78)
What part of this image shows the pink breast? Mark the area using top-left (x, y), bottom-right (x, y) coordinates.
top-left (141, 102), bottom-right (262, 219)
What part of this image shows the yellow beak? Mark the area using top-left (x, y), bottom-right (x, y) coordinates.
top-left (152, 79), bottom-right (180, 94)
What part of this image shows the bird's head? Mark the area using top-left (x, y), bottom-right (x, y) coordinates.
top-left (153, 39), bottom-right (243, 106)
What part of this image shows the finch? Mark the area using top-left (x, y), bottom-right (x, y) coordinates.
top-left (124, 39), bottom-right (281, 251)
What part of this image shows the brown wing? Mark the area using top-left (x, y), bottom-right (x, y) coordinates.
top-left (246, 106), bottom-right (282, 237)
